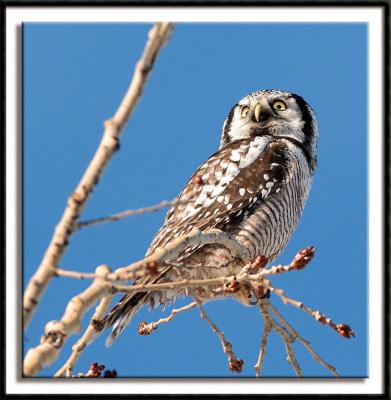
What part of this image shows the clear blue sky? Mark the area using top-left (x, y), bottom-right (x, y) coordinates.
top-left (23, 23), bottom-right (367, 378)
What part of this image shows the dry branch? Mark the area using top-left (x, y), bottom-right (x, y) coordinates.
top-left (23, 265), bottom-right (113, 377)
top-left (138, 301), bottom-right (197, 335)
top-left (23, 22), bottom-right (174, 329)
top-left (195, 297), bottom-right (244, 373)
top-left (254, 302), bottom-right (272, 377)
top-left (257, 300), bottom-right (303, 377)
top-left (77, 188), bottom-right (199, 229)
top-left (22, 229), bottom-right (250, 377)
top-left (268, 303), bottom-right (339, 377)
top-left (270, 286), bottom-right (355, 339)
top-left (113, 227), bottom-right (251, 281)
top-left (54, 241), bottom-right (307, 284)
top-left (24, 232), bottom-right (349, 377)
top-left (54, 294), bottom-right (113, 377)
top-left (77, 198), bottom-right (179, 229)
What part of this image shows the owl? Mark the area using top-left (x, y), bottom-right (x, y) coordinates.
top-left (100, 89), bottom-right (319, 345)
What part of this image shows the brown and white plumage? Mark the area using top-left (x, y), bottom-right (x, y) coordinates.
top-left (100, 89), bottom-right (319, 345)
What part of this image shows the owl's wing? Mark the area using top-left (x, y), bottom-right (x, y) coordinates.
top-left (146, 136), bottom-right (290, 257)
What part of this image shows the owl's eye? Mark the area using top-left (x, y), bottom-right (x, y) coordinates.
top-left (272, 101), bottom-right (286, 111)
top-left (241, 106), bottom-right (250, 118)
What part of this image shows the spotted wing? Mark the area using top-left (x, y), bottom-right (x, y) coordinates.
top-left (146, 136), bottom-right (289, 257)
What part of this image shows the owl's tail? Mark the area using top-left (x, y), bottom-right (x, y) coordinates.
top-left (99, 291), bottom-right (148, 346)
top-left (98, 266), bottom-right (171, 346)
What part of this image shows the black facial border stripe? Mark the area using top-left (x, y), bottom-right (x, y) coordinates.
top-left (290, 93), bottom-right (316, 169)
top-left (222, 104), bottom-right (237, 144)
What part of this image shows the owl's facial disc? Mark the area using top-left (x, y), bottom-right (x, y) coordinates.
top-left (220, 90), bottom-right (319, 168)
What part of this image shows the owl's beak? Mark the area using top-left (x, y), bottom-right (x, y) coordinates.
top-left (254, 103), bottom-right (262, 122)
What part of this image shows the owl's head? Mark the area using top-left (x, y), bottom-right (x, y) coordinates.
top-left (220, 89), bottom-right (319, 170)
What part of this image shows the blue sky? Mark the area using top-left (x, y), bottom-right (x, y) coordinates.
top-left (23, 22), bottom-right (367, 378)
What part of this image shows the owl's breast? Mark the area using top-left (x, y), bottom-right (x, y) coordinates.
top-left (230, 146), bottom-right (312, 261)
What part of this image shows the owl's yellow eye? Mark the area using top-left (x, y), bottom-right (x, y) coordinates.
top-left (272, 101), bottom-right (286, 111)
top-left (241, 106), bottom-right (250, 118)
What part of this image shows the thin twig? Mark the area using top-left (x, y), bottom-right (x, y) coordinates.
top-left (254, 304), bottom-right (272, 377)
top-left (55, 245), bottom-right (312, 283)
top-left (258, 300), bottom-right (302, 377)
top-left (194, 297), bottom-right (244, 373)
top-left (77, 186), bottom-right (199, 229)
top-left (270, 286), bottom-right (355, 339)
top-left (113, 228), bottom-right (251, 281)
top-left (138, 301), bottom-right (197, 335)
top-left (23, 22), bottom-right (175, 329)
top-left (54, 294), bottom-right (113, 377)
top-left (77, 199), bottom-right (178, 228)
top-left (268, 302), bottom-right (339, 377)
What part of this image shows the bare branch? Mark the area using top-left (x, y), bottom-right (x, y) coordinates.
top-left (23, 229), bottom-right (250, 376)
top-left (77, 199), bottom-right (179, 229)
top-left (195, 297), bottom-right (244, 373)
top-left (55, 242), bottom-right (307, 283)
top-left (270, 286), bottom-right (355, 339)
top-left (138, 301), bottom-right (197, 335)
top-left (23, 22), bottom-right (174, 329)
top-left (23, 265), bottom-right (113, 377)
top-left (55, 268), bottom-right (97, 280)
top-left (54, 294), bottom-right (113, 377)
top-left (268, 302), bottom-right (339, 377)
top-left (112, 227), bottom-right (251, 281)
top-left (257, 300), bottom-right (302, 377)
top-left (77, 186), bottom-right (199, 229)
top-left (254, 303), bottom-right (272, 377)
top-left (24, 234), bottom-right (348, 377)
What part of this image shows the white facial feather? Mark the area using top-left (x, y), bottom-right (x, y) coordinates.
top-left (219, 89), bottom-right (318, 153)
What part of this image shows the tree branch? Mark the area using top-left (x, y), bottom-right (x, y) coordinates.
top-left (270, 286), bottom-right (355, 339)
top-left (54, 294), bottom-right (113, 377)
top-left (77, 198), bottom-right (179, 229)
top-left (22, 229), bottom-right (250, 377)
top-left (23, 265), bottom-right (113, 377)
top-left (257, 300), bottom-right (303, 377)
top-left (194, 297), bottom-right (244, 373)
top-left (138, 301), bottom-right (197, 335)
top-left (23, 238), bottom-right (349, 377)
top-left (268, 302), bottom-right (340, 377)
top-left (254, 302), bottom-right (272, 377)
top-left (76, 187), bottom-right (199, 229)
top-left (23, 22), bottom-right (174, 329)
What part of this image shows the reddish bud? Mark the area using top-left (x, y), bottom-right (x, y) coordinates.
top-left (103, 369), bottom-right (117, 378)
top-left (292, 246), bottom-right (316, 270)
top-left (229, 358), bottom-right (244, 373)
top-left (336, 323), bottom-right (355, 339)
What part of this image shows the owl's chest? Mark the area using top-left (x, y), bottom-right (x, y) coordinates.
top-left (232, 152), bottom-right (312, 260)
